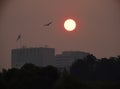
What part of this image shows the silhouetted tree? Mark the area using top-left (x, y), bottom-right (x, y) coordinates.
top-left (70, 59), bottom-right (89, 80)
top-left (0, 55), bottom-right (120, 89)
top-left (0, 63), bottom-right (60, 89)
top-left (84, 54), bottom-right (97, 80)
top-left (70, 54), bottom-right (97, 80)
top-left (54, 71), bottom-right (90, 89)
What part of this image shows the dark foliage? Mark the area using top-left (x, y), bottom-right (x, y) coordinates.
top-left (0, 55), bottom-right (120, 89)
top-left (0, 64), bottom-right (60, 89)
top-left (70, 55), bottom-right (120, 81)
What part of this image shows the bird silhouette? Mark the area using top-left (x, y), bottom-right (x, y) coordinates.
top-left (44, 21), bottom-right (52, 26)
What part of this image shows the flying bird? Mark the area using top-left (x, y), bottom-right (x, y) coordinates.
top-left (44, 21), bottom-right (53, 26)
top-left (16, 34), bottom-right (21, 41)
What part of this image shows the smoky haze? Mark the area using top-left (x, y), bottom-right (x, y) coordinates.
top-left (0, 0), bottom-right (120, 70)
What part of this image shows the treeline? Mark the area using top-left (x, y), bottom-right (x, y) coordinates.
top-left (0, 64), bottom-right (90, 89)
top-left (0, 64), bottom-right (60, 89)
top-left (70, 55), bottom-right (120, 81)
top-left (0, 55), bottom-right (120, 89)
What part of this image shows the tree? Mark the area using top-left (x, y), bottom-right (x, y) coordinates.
top-left (54, 72), bottom-right (90, 89)
top-left (70, 59), bottom-right (89, 80)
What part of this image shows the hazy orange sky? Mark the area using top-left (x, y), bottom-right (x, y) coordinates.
top-left (0, 0), bottom-right (120, 69)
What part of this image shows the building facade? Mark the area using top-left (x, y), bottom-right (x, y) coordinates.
top-left (11, 47), bottom-right (55, 68)
top-left (55, 51), bottom-right (89, 71)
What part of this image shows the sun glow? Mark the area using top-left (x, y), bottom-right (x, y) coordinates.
top-left (64, 19), bottom-right (76, 31)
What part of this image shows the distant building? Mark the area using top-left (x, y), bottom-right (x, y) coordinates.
top-left (11, 47), bottom-right (55, 68)
top-left (55, 51), bottom-right (89, 71)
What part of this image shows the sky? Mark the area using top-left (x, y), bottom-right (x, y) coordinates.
top-left (0, 0), bottom-right (120, 69)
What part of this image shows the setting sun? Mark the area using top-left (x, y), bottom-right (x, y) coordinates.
top-left (64, 19), bottom-right (76, 31)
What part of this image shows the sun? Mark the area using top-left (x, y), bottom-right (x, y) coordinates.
top-left (64, 19), bottom-right (76, 31)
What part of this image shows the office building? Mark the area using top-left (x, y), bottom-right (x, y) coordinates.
top-left (11, 47), bottom-right (55, 68)
top-left (56, 51), bottom-right (89, 71)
